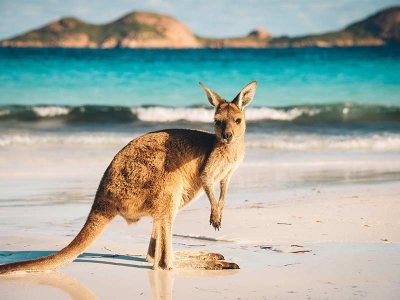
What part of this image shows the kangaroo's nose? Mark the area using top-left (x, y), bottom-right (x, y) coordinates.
top-left (222, 132), bottom-right (233, 142)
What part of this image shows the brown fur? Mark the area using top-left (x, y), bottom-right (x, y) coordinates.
top-left (0, 81), bottom-right (257, 273)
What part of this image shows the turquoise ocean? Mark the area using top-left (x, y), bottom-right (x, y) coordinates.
top-left (0, 46), bottom-right (400, 151)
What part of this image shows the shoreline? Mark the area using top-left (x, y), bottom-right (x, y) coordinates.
top-left (0, 43), bottom-right (394, 50)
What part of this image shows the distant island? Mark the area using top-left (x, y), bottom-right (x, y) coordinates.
top-left (1, 6), bottom-right (399, 48)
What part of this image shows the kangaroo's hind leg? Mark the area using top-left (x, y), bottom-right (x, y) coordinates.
top-left (149, 189), bottom-right (181, 270)
top-left (152, 217), bottom-right (174, 270)
top-left (146, 222), bottom-right (157, 262)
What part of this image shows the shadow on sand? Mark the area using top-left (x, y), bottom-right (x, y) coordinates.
top-left (0, 250), bottom-right (238, 299)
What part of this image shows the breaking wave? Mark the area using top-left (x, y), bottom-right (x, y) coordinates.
top-left (0, 103), bottom-right (399, 123)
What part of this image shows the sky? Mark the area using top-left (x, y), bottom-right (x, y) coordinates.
top-left (0, 0), bottom-right (400, 40)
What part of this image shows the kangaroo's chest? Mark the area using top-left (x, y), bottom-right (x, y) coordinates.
top-left (214, 150), bottom-right (244, 181)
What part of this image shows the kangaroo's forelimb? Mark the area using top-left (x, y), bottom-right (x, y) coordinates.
top-left (217, 170), bottom-right (233, 223)
top-left (201, 173), bottom-right (221, 230)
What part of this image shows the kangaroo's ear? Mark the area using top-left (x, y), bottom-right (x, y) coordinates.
top-left (199, 82), bottom-right (224, 107)
top-left (232, 81), bottom-right (257, 110)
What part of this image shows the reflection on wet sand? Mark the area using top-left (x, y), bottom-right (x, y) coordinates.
top-left (1, 271), bottom-right (98, 300)
top-left (148, 250), bottom-right (239, 299)
top-left (148, 268), bottom-right (239, 300)
top-left (0, 250), bottom-right (238, 299)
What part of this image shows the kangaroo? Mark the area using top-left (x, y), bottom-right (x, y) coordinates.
top-left (0, 81), bottom-right (257, 273)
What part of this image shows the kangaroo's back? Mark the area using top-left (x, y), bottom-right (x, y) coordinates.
top-left (93, 129), bottom-right (218, 218)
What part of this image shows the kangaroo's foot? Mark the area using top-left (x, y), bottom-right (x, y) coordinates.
top-left (174, 259), bottom-right (239, 270)
top-left (173, 251), bottom-right (239, 270)
top-left (174, 251), bottom-right (224, 261)
top-left (152, 263), bottom-right (173, 270)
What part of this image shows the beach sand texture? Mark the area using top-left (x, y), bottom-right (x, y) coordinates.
top-left (0, 142), bottom-right (399, 299)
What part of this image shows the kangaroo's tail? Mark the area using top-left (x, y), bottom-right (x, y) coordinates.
top-left (0, 209), bottom-right (114, 275)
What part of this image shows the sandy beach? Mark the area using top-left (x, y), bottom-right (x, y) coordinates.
top-left (0, 141), bottom-right (399, 299)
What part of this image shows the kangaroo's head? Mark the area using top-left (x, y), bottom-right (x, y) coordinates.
top-left (199, 81), bottom-right (257, 144)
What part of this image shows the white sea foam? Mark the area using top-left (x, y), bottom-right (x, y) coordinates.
top-left (0, 133), bottom-right (133, 147)
top-left (245, 107), bottom-right (320, 121)
top-left (32, 106), bottom-right (71, 117)
top-left (0, 109), bottom-right (10, 117)
top-left (131, 107), bottom-right (321, 122)
top-left (246, 134), bottom-right (400, 151)
top-left (132, 107), bottom-right (213, 122)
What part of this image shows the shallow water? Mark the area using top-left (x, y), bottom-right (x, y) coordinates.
top-left (1, 47), bottom-right (400, 106)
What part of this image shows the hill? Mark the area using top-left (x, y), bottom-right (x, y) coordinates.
top-left (0, 12), bottom-right (199, 48)
top-left (0, 7), bottom-right (399, 48)
top-left (269, 6), bottom-right (400, 47)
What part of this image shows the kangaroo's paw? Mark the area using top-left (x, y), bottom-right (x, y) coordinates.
top-left (209, 209), bottom-right (222, 231)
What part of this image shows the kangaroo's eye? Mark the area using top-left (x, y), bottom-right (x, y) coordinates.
top-left (215, 120), bottom-right (222, 126)
top-left (235, 118), bottom-right (242, 124)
